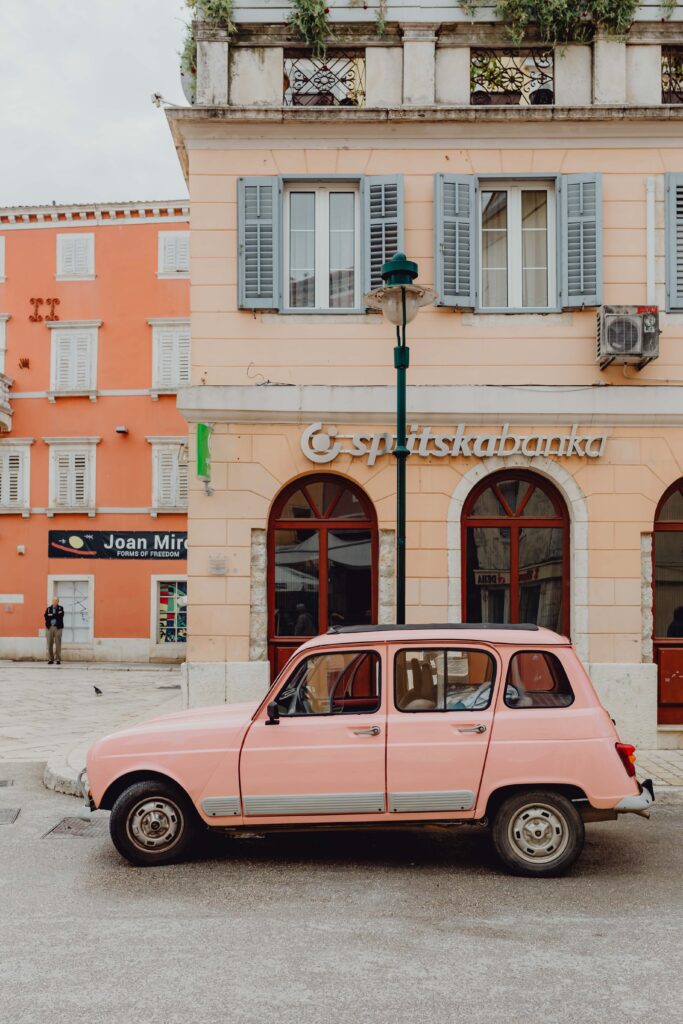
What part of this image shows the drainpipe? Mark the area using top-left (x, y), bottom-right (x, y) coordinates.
top-left (646, 176), bottom-right (656, 306)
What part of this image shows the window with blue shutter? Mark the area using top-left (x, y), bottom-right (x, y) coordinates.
top-left (560, 173), bottom-right (602, 309)
top-left (238, 177), bottom-right (280, 310)
top-left (363, 176), bottom-right (404, 293)
top-left (666, 173), bottom-right (683, 311)
top-left (434, 175), bottom-right (475, 308)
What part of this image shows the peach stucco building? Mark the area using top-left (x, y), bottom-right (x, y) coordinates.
top-left (0, 201), bottom-right (190, 661)
top-left (168, 1), bottom-right (683, 748)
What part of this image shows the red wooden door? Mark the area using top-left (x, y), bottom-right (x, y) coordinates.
top-left (268, 475), bottom-right (378, 680)
top-left (653, 480), bottom-right (683, 724)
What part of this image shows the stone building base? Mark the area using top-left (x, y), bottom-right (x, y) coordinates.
top-left (588, 663), bottom-right (658, 749)
top-left (181, 660), bottom-right (270, 707)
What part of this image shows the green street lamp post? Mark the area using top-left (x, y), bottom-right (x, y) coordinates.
top-left (364, 254), bottom-right (436, 624)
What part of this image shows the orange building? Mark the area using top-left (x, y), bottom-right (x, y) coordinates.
top-left (0, 201), bottom-right (190, 661)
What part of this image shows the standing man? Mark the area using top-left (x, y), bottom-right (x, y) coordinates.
top-left (44, 596), bottom-right (64, 665)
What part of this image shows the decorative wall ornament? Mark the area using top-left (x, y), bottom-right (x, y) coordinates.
top-left (28, 298), bottom-right (43, 323)
top-left (45, 298), bottom-right (60, 322)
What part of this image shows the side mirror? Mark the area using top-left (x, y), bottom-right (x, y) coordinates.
top-left (265, 701), bottom-right (280, 726)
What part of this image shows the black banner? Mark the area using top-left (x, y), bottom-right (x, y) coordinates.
top-left (48, 531), bottom-right (187, 561)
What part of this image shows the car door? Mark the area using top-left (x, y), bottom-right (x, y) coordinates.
top-left (386, 644), bottom-right (499, 817)
top-left (240, 645), bottom-right (387, 820)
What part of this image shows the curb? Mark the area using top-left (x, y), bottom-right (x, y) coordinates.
top-left (43, 760), bottom-right (83, 798)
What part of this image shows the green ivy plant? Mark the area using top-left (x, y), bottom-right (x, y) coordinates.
top-left (180, 0), bottom-right (236, 79)
top-left (289, 0), bottom-right (332, 60)
top-left (458, 0), bottom-right (674, 46)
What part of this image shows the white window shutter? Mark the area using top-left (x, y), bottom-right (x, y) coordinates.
top-left (74, 332), bottom-right (93, 390)
top-left (55, 334), bottom-right (73, 390)
top-left (60, 239), bottom-right (75, 277)
top-left (55, 453), bottom-right (72, 506)
top-left (58, 234), bottom-right (93, 277)
top-left (0, 452), bottom-right (23, 507)
top-left (160, 233), bottom-right (189, 274)
top-left (156, 447), bottom-right (176, 507)
top-left (176, 233), bottom-right (190, 273)
top-left (177, 329), bottom-right (191, 385)
top-left (72, 237), bottom-right (90, 276)
top-left (73, 453), bottom-right (88, 505)
top-left (177, 458), bottom-right (188, 506)
top-left (155, 329), bottom-right (176, 389)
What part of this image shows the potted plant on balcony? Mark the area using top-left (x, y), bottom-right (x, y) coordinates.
top-left (460, 1), bottom-right (674, 46)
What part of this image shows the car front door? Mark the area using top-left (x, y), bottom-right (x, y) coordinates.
top-left (386, 644), bottom-right (498, 817)
top-left (240, 646), bottom-right (387, 820)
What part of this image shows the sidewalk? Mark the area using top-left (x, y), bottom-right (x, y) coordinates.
top-left (1, 659), bottom-right (682, 797)
top-left (0, 661), bottom-right (182, 795)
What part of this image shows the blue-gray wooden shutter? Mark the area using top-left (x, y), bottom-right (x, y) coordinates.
top-left (363, 176), bottom-right (404, 294)
top-left (434, 174), bottom-right (476, 308)
top-left (560, 173), bottom-right (602, 308)
top-left (666, 173), bottom-right (683, 311)
top-left (238, 177), bottom-right (280, 310)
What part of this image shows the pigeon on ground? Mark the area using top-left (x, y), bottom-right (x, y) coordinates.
top-left (93, 686), bottom-right (103, 696)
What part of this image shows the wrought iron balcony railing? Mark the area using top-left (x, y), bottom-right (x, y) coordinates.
top-left (284, 51), bottom-right (366, 107)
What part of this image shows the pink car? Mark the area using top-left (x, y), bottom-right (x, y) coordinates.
top-left (83, 625), bottom-right (654, 876)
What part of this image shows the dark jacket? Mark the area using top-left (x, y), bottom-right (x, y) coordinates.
top-left (44, 605), bottom-right (64, 630)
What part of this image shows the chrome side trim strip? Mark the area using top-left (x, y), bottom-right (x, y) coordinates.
top-left (388, 791), bottom-right (475, 813)
top-left (201, 796), bottom-right (241, 817)
top-left (243, 792), bottom-right (385, 816)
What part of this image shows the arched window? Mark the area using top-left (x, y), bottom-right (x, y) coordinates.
top-left (462, 470), bottom-right (569, 634)
top-left (654, 480), bottom-right (683, 724)
top-left (268, 474), bottom-right (378, 677)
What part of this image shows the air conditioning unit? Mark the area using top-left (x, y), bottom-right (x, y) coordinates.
top-left (596, 305), bottom-right (660, 370)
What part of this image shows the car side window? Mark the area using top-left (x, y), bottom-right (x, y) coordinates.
top-left (504, 651), bottom-right (574, 708)
top-left (275, 650), bottom-right (381, 717)
top-left (395, 648), bottom-right (496, 712)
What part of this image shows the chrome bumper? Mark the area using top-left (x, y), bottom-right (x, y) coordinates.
top-left (614, 779), bottom-right (655, 818)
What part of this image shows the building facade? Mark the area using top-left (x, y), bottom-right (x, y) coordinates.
top-left (169, 1), bottom-right (683, 747)
top-left (0, 201), bottom-right (190, 661)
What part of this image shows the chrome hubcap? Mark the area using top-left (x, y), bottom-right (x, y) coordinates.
top-left (508, 803), bottom-right (569, 864)
top-left (127, 798), bottom-right (183, 851)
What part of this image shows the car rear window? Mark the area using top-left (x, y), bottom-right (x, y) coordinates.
top-left (504, 651), bottom-right (574, 708)
top-left (395, 648), bottom-right (496, 712)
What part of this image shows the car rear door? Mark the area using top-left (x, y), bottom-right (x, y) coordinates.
top-left (386, 643), bottom-right (499, 817)
top-left (239, 645), bottom-right (388, 821)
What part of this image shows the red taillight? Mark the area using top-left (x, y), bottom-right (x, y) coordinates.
top-left (616, 742), bottom-right (637, 778)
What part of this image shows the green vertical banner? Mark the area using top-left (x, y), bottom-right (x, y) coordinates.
top-left (196, 423), bottom-right (213, 482)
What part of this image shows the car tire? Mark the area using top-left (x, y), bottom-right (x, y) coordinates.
top-left (491, 789), bottom-right (585, 877)
top-left (109, 780), bottom-right (199, 867)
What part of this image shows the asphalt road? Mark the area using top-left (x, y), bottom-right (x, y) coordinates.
top-left (1, 762), bottom-right (682, 1024)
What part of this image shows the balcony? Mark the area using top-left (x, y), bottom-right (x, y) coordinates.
top-left (0, 373), bottom-right (12, 433)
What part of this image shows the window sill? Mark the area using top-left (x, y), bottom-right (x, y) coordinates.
top-left (54, 274), bottom-right (96, 282)
top-left (0, 507), bottom-right (30, 517)
top-left (47, 507), bottom-right (96, 518)
top-left (48, 390), bottom-right (97, 403)
top-left (157, 272), bottom-right (190, 280)
top-left (150, 506), bottom-right (188, 517)
top-left (150, 388), bottom-right (181, 400)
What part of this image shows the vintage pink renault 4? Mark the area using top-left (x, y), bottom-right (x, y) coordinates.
top-left (84, 624), bottom-right (654, 877)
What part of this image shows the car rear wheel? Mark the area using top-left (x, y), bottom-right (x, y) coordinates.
top-left (109, 781), bottom-right (199, 867)
top-left (491, 790), bottom-right (585, 877)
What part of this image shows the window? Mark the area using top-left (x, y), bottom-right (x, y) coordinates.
top-left (0, 446), bottom-right (29, 511)
top-left (284, 183), bottom-right (361, 310)
top-left (56, 234), bottom-right (95, 279)
top-left (48, 442), bottom-right (97, 512)
top-left (666, 173), bottom-right (683, 311)
top-left (274, 650), bottom-right (380, 717)
top-left (395, 648), bottom-right (496, 712)
top-left (435, 173), bottom-right (601, 311)
top-left (0, 236), bottom-right (5, 280)
top-left (662, 47), bottom-right (683, 104)
top-left (150, 321), bottom-right (191, 390)
top-left (0, 314), bottom-right (8, 374)
top-left (238, 175), bottom-right (402, 312)
top-left (268, 474), bottom-right (377, 678)
top-left (653, 479), bottom-right (683, 724)
top-left (157, 580), bottom-right (187, 643)
top-left (158, 231), bottom-right (189, 276)
top-left (504, 651), bottom-right (574, 708)
top-left (49, 578), bottom-right (92, 643)
top-left (470, 49), bottom-right (554, 106)
top-left (151, 441), bottom-right (188, 509)
top-left (462, 471), bottom-right (569, 634)
top-left (49, 325), bottom-right (98, 394)
top-left (480, 182), bottom-right (555, 309)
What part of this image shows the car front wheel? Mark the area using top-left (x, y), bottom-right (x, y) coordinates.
top-left (109, 781), bottom-right (199, 867)
top-left (491, 790), bottom-right (585, 877)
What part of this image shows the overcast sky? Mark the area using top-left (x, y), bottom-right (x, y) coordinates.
top-left (0, 0), bottom-right (190, 207)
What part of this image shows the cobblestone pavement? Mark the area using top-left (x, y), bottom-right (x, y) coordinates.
top-left (636, 749), bottom-right (683, 788)
top-left (0, 662), bottom-right (182, 781)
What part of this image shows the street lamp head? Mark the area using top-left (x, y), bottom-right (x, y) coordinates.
top-left (381, 252), bottom-right (418, 287)
top-left (364, 254), bottom-right (437, 326)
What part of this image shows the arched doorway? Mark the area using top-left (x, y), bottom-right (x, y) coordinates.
top-left (462, 470), bottom-right (569, 634)
top-left (653, 480), bottom-right (683, 724)
top-left (268, 474), bottom-right (378, 677)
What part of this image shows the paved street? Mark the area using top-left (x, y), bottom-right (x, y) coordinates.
top-left (0, 761), bottom-right (681, 1024)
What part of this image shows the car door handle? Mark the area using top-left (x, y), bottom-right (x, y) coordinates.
top-left (353, 726), bottom-right (381, 736)
top-left (457, 724), bottom-right (487, 734)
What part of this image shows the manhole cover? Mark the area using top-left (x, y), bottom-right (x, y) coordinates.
top-left (44, 816), bottom-right (110, 838)
top-left (0, 780), bottom-right (13, 787)
top-left (0, 808), bottom-right (20, 824)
